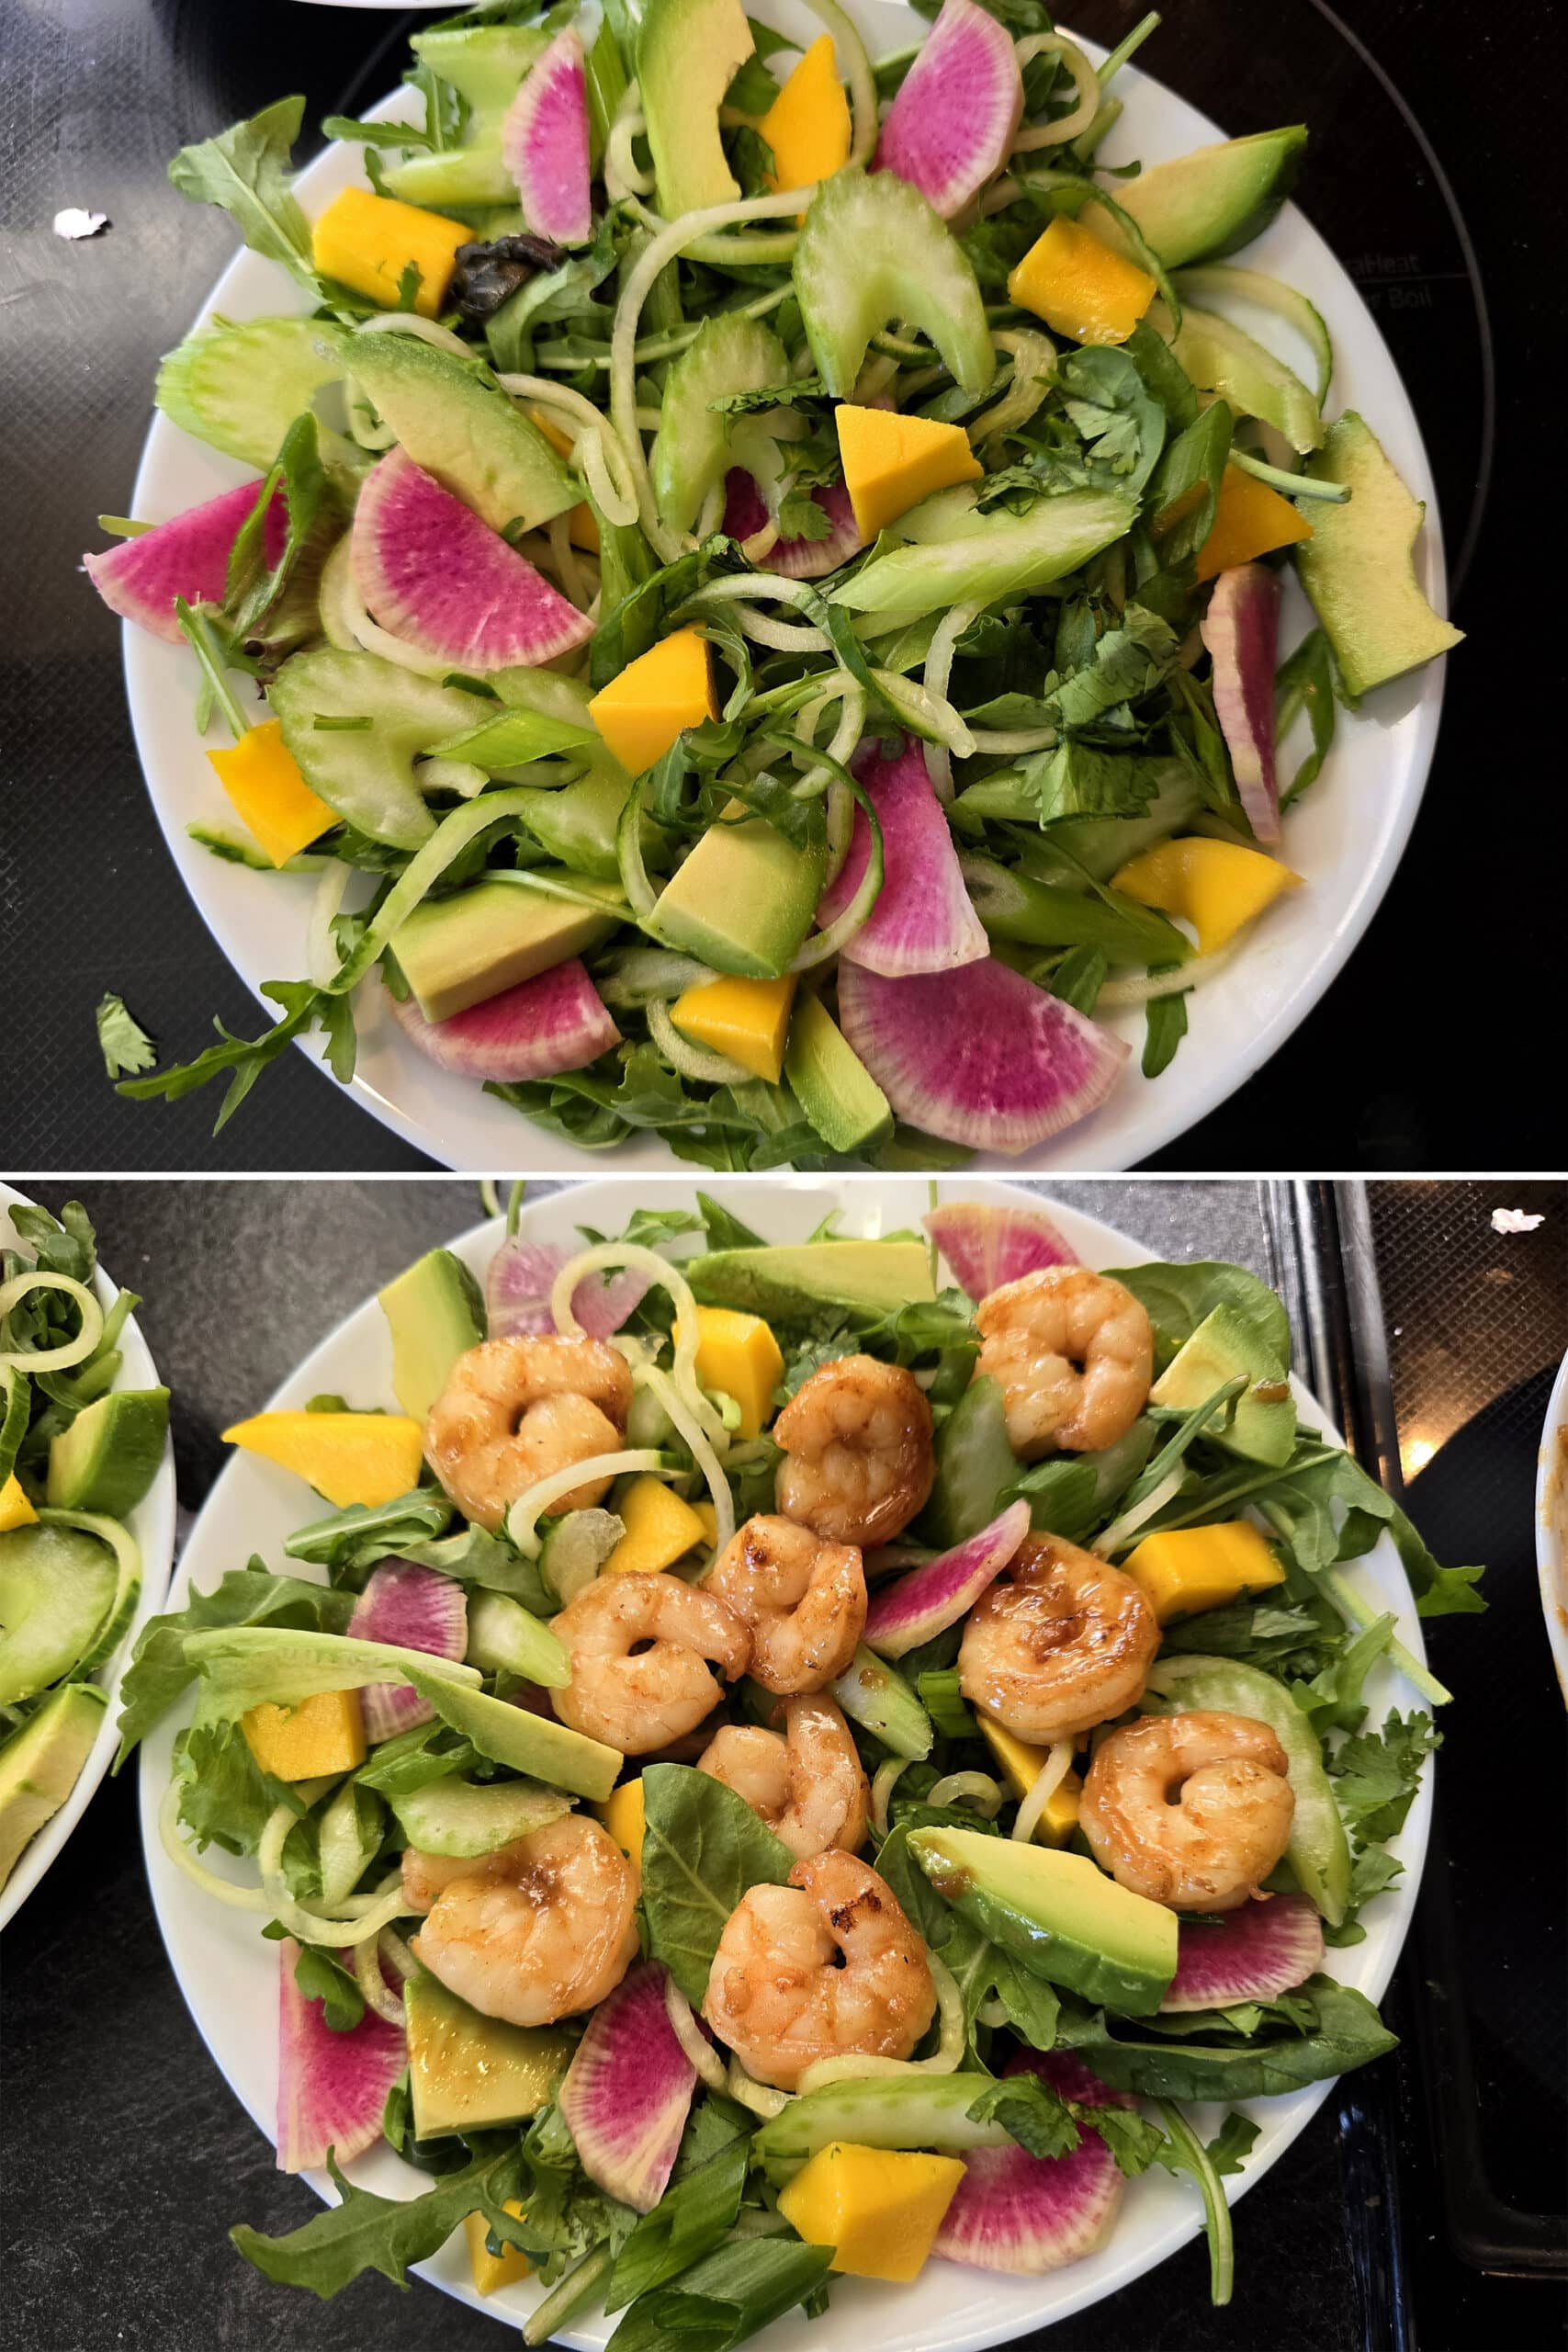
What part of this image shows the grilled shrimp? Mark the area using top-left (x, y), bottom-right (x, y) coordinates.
top-left (551, 1568), bottom-right (750, 1752)
top-left (958, 1532), bottom-right (1158, 1743)
top-left (405, 1815), bottom-right (637, 2026)
top-left (705, 1513), bottom-right (865, 1694)
top-left (698, 1693), bottom-right (870, 1860)
top-left (1080, 1710), bottom-right (1295, 1911)
top-left (773, 1354), bottom-right (934, 1547)
top-left (425, 1334), bottom-right (634, 1531)
top-left (703, 1849), bottom-right (936, 2090)
top-left (976, 1267), bottom-right (1153, 1457)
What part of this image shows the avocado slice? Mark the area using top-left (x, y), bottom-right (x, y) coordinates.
top-left (1086, 127), bottom-right (1308, 267)
top-left (685, 1238), bottom-right (936, 1320)
top-left (637, 0), bottom-right (754, 220)
top-left (0, 1524), bottom-right (118, 1707)
top-left (1296, 412), bottom-right (1463, 696)
top-left (407, 1668), bottom-right (622, 1801)
top-left (377, 1249), bottom-right (485, 1423)
top-left (0, 1681), bottom-right (107, 1892)
top-left (392, 874), bottom-right (624, 1023)
top-left (45, 1389), bottom-right (168, 1518)
top-left (908, 1825), bottom-right (1179, 2014)
top-left (652, 815), bottom-right (825, 981)
top-left (1149, 1301), bottom-right (1296, 1466)
top-left (344, 334), bottom-right (577, 537)
top-left (404, 1968), bottom-right (571, 2138)
top-left (784, 994), bottom-right (892, 1157)
top-left (382, 27), bottom-right (551, 209)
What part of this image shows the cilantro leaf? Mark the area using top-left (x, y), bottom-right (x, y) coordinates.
top-left (96, 992), bottom-right (156, 1078)
top-left (1331, 1710), bottom-right (1439, 1843)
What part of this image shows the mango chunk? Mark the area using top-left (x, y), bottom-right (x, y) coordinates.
top-left (0, 1475), bottom-right (38, 1532)
top-left (1196, 462), bottom-right (1314, 582)
top-left (690, 1304), bottom-right (784, 1440)
top-left (463, 2202), bottom-right (532, 2297)
top-left (671, 973), bottom-right (797, 1084)
top-left (1111, 836), bottom-right (1302, 956)
top-left (777, 2142), bottom-right (965, 2281)
top-left (604, 1474), bottom-right (708, 1573)
top-left (221, 1410), bottom-right (427, 1509)
top-left (528, 408), bottom-right (600, 552)
top-left (593, 1775), bottom-right (646, 1874)
top-left (835, 404), bottom-right (983, 543)
top-left (242, 1687), bottom-right (366, 1781)
top-left (760, 35), bottom-right (852, 197)
top-left (310, 184), bottom-right (470, 320)
top-left (208, 719), bottom-right (335, 868)
top-left (588, 627), bottom-right (716, 775)
top-left (1008, 215), bottom-right (1156, 346)
top-left (1124, 1518), bottom-right (1286, 1624)
top-left (694, 1500), bottom-right (718, 1546)
top-left (978, 1716), bottom-right (1082, 1847)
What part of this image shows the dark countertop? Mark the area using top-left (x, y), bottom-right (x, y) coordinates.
top-left (0, 0), bottom-right (1554, 1170)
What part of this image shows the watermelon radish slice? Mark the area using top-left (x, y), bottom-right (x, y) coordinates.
top-left (557, 1960), bottom-right (696, 2211)
top-left (502, 28), bottom-right (592, 248)
top-left (1161, 1892), bottom-right (1324, 2012)
top-left (934, 2050), bottom-right (1130, 2276)
top-left (874, 0), bottom-right (1024, 220)
top-left (347, 1558), bottom-right (469, 1744)
top-left (487, 1238), bottom-right (650, 1341)
top-left (923, 1202), bottom-right (1080, 1299)
top-left (838, 956), bottom-right (1128, 1154)
top-left (388, 957), bottom-right (620, 1084)
top-left (818, 736), bottom-right (989, 977)
top-left (84, 479), bottom-right (285, 643)
top-left (276, 1936), bottom-right (406, 2173)
top-left (1201, 563), bottom-right (1282, 845)
top-left (352, 447), bottom-right (592, 673)
top-left (722, 470), bottom-right (864, 581)
top-left (864, 1500), bottom-right (1029, 1657)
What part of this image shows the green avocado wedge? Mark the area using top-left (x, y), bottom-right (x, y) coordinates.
top-left (0, 1682), bottom-right (108, 1892)
top-left (1296, 412), bottom-right (1463, 696)
top-left (1085, 127), bottom-right (1308, 267)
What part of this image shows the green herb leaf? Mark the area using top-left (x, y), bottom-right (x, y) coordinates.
top-left (606, 2234), bottom-right (834, 2352)
top-left (1331, 1710), bottom-right (1438, 1843)
top-left (96, 992), bottom-right (157, 1078)
top-left (292, 1941), bottom-right (367, 2033)
top-left (606, 2137), bottom-right (750, 2312)
top-left (640, 1763), bottom-right (794, 2005)
top-left (167, 97), bottom-right (322, 300)
top-left (231, 2143), bottom-right (525, 2298)
top-left (116, 1566), bottom-right (355, 1765)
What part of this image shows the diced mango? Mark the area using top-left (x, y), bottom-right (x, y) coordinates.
top-left (528, 408), bottom-right (600, 552)
top-left (242, 1687), bottom-right (366, 1781)
top-left (604, 1474), bottom-right (708, 1573)
top-left (689, 1305), bottom-right (784, 1440)
top-left (835, 404), bottom-right (983, 543)
top-left (310, 184), bottom-right (470, 320)
top-left (588, 627), bottom-right (716, 775)
top-left (593, 1775), bottom-right (646, 1873)
top-left (221, 1410), bottom-right (427, 1509)
top-left (208, 720), bottom-right (335, 869)
top-left (0, 1475), bottom-right (38, 1532)
top-left (1196, 462), bottom-right (1314, 582)
top-left (759, 35), bottom-right (852, 198)
top-left (463, 2202), bottom-right (532, 2297)
top-left (694, 1499), bottom-right (718, 1546)
top-left (1008, 215), bottom-right (1157, 347)
top-left (1123, 1519), bottom-right (1287, 1625)
top-left (777, 2142), bottom-right (965, 2281)
top-left (1111, 836), bottom-right (1302, 956)
top-left (977, 1716), bottom-right (1082, 1847)
top-left (671, 973), bottom-right (797, 1084)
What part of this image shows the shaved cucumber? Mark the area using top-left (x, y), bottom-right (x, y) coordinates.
top-left (156, 316), bottom-right (348, 471)
top-left (389, 1774), bottom-right (573, 1857)
top-left (0, 1522), bottom-right (118, 1707)
top-left (794, 166), bottom-right (993, 400)
top-left (1173, 264), bottom-right (1332, 405)
top-left (652, 314), bottom-right (789, 537)
top-left (267, 648), bottom-right (493, 850)
top-left (754, 2071), bottom-right (1009, 2183)
top-left (832, 488), bottom-right (1134, 621)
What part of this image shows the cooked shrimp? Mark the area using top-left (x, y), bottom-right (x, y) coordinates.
top-left (698, 1694), bottom-right (869, 1860)
top-left (703, 1849), bottom-right (936, 2090)
top-left (426, 1334), bottom-right (634, 1531)
top-left (705, 1513), bottom-right (865, 1694)
top-left (976, 1267), bottom-right (1153, 1456)
top-left (773, 1354), bottom-right (934, 1547)
top-left (551, 1568), bottom-right (750, 1752)
top-left (1080, 1710), bottom-right (1295, 1911)
top-left (406, 1815), bottom-right (637, 2026)
top-left (958, 1531), bottom-right (1158, 1743)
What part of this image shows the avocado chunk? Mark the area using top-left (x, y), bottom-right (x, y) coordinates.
top-left (784, 995), bottom-right (893, 1157)
top-left (1149, 1301), bottom-right (1296, 1466)
top-left (408, 1669), bottom-right (622, 1801)
top-left (1296, 411), bottom-right (1463, 696)
top-left (652, 814), bottom-right (826, 981)
top-left (377, 1249), bottom-right (485, 1423)
top-left (908, 1825), bottom-right (1178, 2014)
top-left (685, 1239), bottom-right (936, 1321)
top-left (382, 27), bottom-right (551, 209)
top-left (344, 333), bottom-right (577, 537)
top-left (919, 1375), bottom-right (1021, 1549)
top-left (0, 1681), bottom-right (107, 1892)
top-left (1087, 127), bottom-right (1308, 267)
top-left (637, 0), bottom-right (754, 220)
top-left (404, 1968), bottom-right (571, 2138)
top-left (46, 1388), bottom-right (168, 1518)
top-left (0, 1523), bottom-right (118, 1707)
top-left (392, 874), bottom-right (623, 1023)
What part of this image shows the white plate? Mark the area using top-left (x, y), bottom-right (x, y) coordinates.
top-left (1536, 1350), bottom-right (1568, 1707)
top-left (139, 1176), bottom-right (1432, 2346)
top-left (118, 9), bottom-right (1452, 1173)
top-left (1, 1185), bottom-right (177, 1929)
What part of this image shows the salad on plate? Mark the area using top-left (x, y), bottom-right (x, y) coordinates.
top-left (90, 0), bottom-right (1460, 1167)
top-left (121, 1189), bottom-right (1482, 2342)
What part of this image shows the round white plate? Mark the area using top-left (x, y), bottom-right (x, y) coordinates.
top-left (1, 1185), bottom-right (177, 1930)
top-left (118, 8), bottom-right (1451, 1173)
top-left (1536, 1350), bottom-right (1568, 1707)
top-left (140, 1176), bottom-right (1432, 2346)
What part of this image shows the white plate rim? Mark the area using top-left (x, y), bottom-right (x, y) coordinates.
top-left (1535, 1348), bottom-right (1568, 1708)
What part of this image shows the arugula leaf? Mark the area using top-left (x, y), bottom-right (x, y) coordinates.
top-left (1142, 981), bottom-right (1189, 1079)
top-left (1331, 1710), bottom-right (1438, 1843)
top-left (606, 2236), bottom-right (834, 2352)
top-left (1204, 2110), bottom-right (1261, 2178)
top-left (96, 992), bottom-right (156, 1078)
top-left (513, 2100), bottom-right (639, 2283)
top-left (231, 2143), bottom-right (525, 2297)
top-left (640, 1763), bottom-right (794, 2005)
top-left (1154, 2101), bottom-right (1240, 2305)
top-left (1149, 399), bottom-right (1233, 563)
top-left (965, 2073), bottom-right (1078, 2160)
top-left (116, 1567), bottom-right (355, 1765)
top-left (1292, 1610), bottom-right (1394, 1735)
top-left (285, 1488), bottom-right (454, 1582)
top-left (117, 978), bottom-right (355, 1132)
top-left (606, 2138), bottom-right (750, 2312)
top-left (1059, 1976), bottom-right (1396, 2100)
top-left (1275, 624), bottom-right (1341, 801)
top-left (1045, 944), bottom-right (1109, 1015)
top-left (697, 1193), bottom-right (767, 1252)
top-left (167, 98), bottom-right (323, 301)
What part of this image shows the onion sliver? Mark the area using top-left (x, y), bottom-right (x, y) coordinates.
top-left (794, 1953), bottom-right (964, 2093)
top-left (664, 1973), bottom-right (728, 2090)
top-left (506, 1448), bottom-right (667, 1559)
top-left (1011, 1741), bottom-right (1075, 1844)
top-left (0, 1272), bottom-right (104, 1374)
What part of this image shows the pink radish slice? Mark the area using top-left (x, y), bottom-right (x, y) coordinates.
top-left (874, 0), bottom-right (1024, 220)
top-left (818, 735), bottom-right (989, 977)
top-left (1201, 564), bottom-right (1282, 845)
top-left (84, 479), bottom-right (286, 643)
top-left (502, 28), bottom-right (592, 246)
top-left (276, 1936), bottom-right (407, 2173)
top-left (388, 958), bottom-right (620, 1084)
top-left (838, 956), bottom-right (1128, 1154)
top-left (935, 2049), bottom-right (1130, 2276)
top-left (486, 1236), bottom-right (650, 1341)
top-left (352, 447), bottom-right (592, 672)
top-left (347, 1557), bottom-right (468, 1743)
top-left (722, 470), bottom-right (863, 580)
top-left (1161, 1893), bottom-right (1324, 2012)
top-left (922, 1202), bottom-right (1079, 1298)
top-left (557, 1960), bottom-right (696, 2211)
top-left (864, 1499), bottom-right (1029, 1657)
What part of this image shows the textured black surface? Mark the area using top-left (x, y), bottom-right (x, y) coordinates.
top-left (0, 0), bottom-right (1553, 1170)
